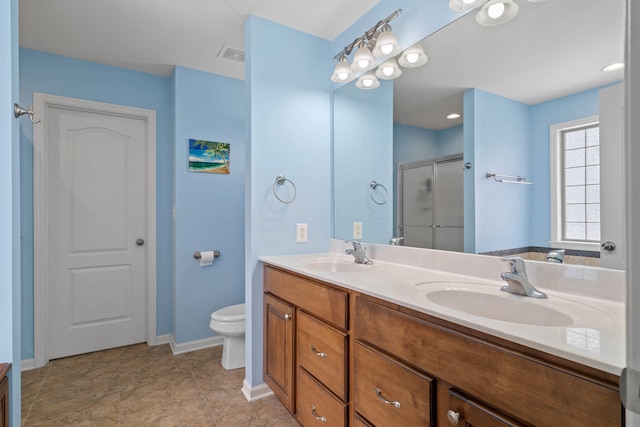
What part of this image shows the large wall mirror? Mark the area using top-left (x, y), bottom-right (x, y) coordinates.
top-left (333, 0), bottom-right (625, 268)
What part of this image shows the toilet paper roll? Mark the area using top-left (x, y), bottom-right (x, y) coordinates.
top-left (199, 250), bottom-right (215, 267)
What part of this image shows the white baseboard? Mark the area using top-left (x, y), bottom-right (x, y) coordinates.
top-left (21, 359), bottom-right (36, 371)
top-left (170, 335), bottom-right (224, 355)
top-left (241, 379), bottom-right (274, 402)
top-left (155, 334), bottom-right (172, 346)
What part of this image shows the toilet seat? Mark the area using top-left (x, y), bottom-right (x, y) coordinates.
top-left (211, 303), bottom-right (245, 322)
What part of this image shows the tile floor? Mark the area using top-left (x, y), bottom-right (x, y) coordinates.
top-left (21, 343), bottom-right (299, 426)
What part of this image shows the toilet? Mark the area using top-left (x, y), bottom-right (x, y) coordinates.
top-left (209, 303), bottom-right (246, 370)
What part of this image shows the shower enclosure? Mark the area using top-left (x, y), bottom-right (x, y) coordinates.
top-left (397, 155), bottom-right (464, 251)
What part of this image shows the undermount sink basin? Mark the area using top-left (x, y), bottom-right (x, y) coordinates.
top-left (414, 281), bottom-right (613, 327)
top-left (426, 289), bottom-right (573, 326)
top-left (304, 261), bottom-right (372, 273)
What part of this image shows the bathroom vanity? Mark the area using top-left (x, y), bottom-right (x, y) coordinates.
top-left (262, 251), bottom-right (624, 427)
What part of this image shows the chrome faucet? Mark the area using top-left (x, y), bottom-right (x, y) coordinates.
top-left (345, 240), bottom-right (373, 265)
top-left (499, 257), bottom-right (547, 299)
top-left (389, 236), bottom-right (404, 245)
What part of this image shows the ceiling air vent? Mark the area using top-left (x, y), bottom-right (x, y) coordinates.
top-left (218, 44), bottom-right (245, 63)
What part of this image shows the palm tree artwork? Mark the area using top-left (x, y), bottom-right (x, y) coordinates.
top-left (188, 139), bottom-right (230, 174)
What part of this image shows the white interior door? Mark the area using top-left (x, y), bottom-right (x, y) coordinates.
top-left (46, 104), bottom-right (148, 359)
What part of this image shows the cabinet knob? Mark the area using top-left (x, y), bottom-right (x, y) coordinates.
top-left (447, 410), bottom-right (461, 425)
top-left (310, 405), bottom-right (327, 423)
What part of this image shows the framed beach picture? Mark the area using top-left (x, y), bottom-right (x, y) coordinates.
top-left (188, 139), bottom-right (230, 174)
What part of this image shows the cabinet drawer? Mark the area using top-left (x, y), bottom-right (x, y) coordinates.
top-left (296, 367), bottom-right (347, 427)
top-left (447, 389), bottom-right (527, 427)
top-left (297, 311), bottom-right (348, 401)
top-left (355, 296), bottom-right (622, 426)
top-left (354, 343), bottom-right (434, 427)
top-left (265, 266), bottom-right (348, 329)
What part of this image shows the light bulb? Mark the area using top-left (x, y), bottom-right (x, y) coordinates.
top-left (488, 2), bottom-right (505, 18)
top-left (380, 44), bottom-right (393, 55)
top-left (363, 79), bottom-right (374, 88)
top-left (358, 59), bottom-right (370, 69)
top-left (338, 72), bottom-right (349, 80)
top-left (463, 0), bottom-right (475, 3)
top-left (382, 66), bottom-right (394, 76)
top-left (406, 53), bottom-right (420, 64)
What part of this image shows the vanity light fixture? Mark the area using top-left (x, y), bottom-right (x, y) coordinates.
top-left (372, 24), bottom-right (402, 59)
top-left (602, 62), bottom-right (625, 72)
top-left (331, 55), bottom-right (355, 83)
top-left (352, 40), bottom-right (376, 72)
top-left (375, 58), bottom-right (402, 80)
top-left (398, 43), bottom-right (428, 68)
top-left (446, 113), bottom-right (462, 120)
top-left (355, 71), bottom-right (380, 90)
top-left (476, 0), bottom-right (519, 26)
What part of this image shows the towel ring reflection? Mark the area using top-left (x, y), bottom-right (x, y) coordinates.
top-left (370, 181), bottom-right (388, 205)
top-left (273, 174), bottom-right (297, 204)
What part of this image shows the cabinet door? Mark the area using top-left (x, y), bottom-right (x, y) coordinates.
top-left (264, 294), bottom-right (295, 413)
top-left (446, 389), bottom-right (527, 427)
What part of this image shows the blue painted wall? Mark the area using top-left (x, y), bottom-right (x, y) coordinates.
top-left (19, 49), bottom-right (174, 359)
top-left (172, 66), bottom-right (245, 344)
top-left (245, 15), bottom-right (332, 386)
top-left (334, 80), bottom-right (393, 243)
top-left (529, 87), bottom-right (602, 246)
top-left (1, 0), bottom-right (21, 424)
top-left (466, 89), bottom-right (532, 253)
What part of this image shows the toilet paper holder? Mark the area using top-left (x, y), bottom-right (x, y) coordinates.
top-left (193, 250), bottom-right (221, 260)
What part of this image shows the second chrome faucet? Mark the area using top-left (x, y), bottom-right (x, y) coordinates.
top-left (500, 257), bottom-right (547, 299)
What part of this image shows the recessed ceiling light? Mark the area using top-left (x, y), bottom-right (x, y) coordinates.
top-left (602, 62), bottom-right (624, 72)
top-left (447, 113), bottom-right (461, 120)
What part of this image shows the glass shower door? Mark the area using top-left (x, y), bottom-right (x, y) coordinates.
top-left (400, 164), bottom-right (434, 248)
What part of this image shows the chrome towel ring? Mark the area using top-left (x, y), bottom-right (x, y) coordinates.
top-left (273, 174), bottom-right (297, 204)
top-left (370, 180), bottom-right (388, 205)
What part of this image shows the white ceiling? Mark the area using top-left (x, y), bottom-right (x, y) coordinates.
top-left (19, 0), bottom-right (381, 79)
top-left (393, 0), bottom-right (625, 130)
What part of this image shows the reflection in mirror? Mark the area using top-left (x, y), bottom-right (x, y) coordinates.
top-left (333, 0), bottom-right (625, 268)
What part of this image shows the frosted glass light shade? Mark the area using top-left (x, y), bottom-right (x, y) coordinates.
top-left (351, 42), bottom-right (376, 72)
top-left (398, 44), bottom-right (428, 68)
top-left (476, 0), bottom-right (519, 26)
top-left (449, 0), bottom-right (487, 11)
top-left (372, 25), bottom-right (401, 59)
top-left (331, 57), bottom-right (355, 83)
top-left (355, 72), bottom-right (380, 90)
top-left (375, 58), bottom-right (402, 80)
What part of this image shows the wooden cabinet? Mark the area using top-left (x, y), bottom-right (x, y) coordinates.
top-left (264, 294), bottom-right (295, 413)
top-left (263, 265), bottom-right (622, 427)
top-left (0, 364), bottom-right (10, 427)
top-left (264, 266), bottom-right (350, 425)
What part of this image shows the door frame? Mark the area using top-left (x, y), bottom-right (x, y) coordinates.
top-left (33, 92), bottom-right (157, 367)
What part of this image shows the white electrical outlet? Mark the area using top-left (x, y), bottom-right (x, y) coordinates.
top-left (353, 222), bottom-right (363, 240)
top-left (296, 223), bottom-right (308, 243)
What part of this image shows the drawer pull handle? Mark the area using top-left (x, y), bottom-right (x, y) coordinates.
top-left (311, 405), bottom-right (327, 423)
top-left (375, 387), bottom-right (401, 409)
top-left (447, 410), bottom-right (461, 425)
top-left (311, 345), bottom-right (327, 358)
top-left (271, 309), bottom-right (292, 321)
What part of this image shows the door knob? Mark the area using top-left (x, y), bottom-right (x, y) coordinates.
top-left (135, 238), bottom-right (145, 246)
top-left (601, 241), bottom-right (616, 251)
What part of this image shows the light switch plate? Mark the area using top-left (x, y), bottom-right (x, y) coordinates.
top-left (296, 223), bottom-right (308, 243)
top-left (353, 222), bottom-right (363, 240)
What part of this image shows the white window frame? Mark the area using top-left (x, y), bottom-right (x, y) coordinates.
top-left (549, 115), bottom-right (601, 251)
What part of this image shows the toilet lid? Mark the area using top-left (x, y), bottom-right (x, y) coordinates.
top-left (211, 303), bottom-right (245, 322)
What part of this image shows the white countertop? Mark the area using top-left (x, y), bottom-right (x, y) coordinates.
top-left (260, 251), bottom-right (625, 375)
